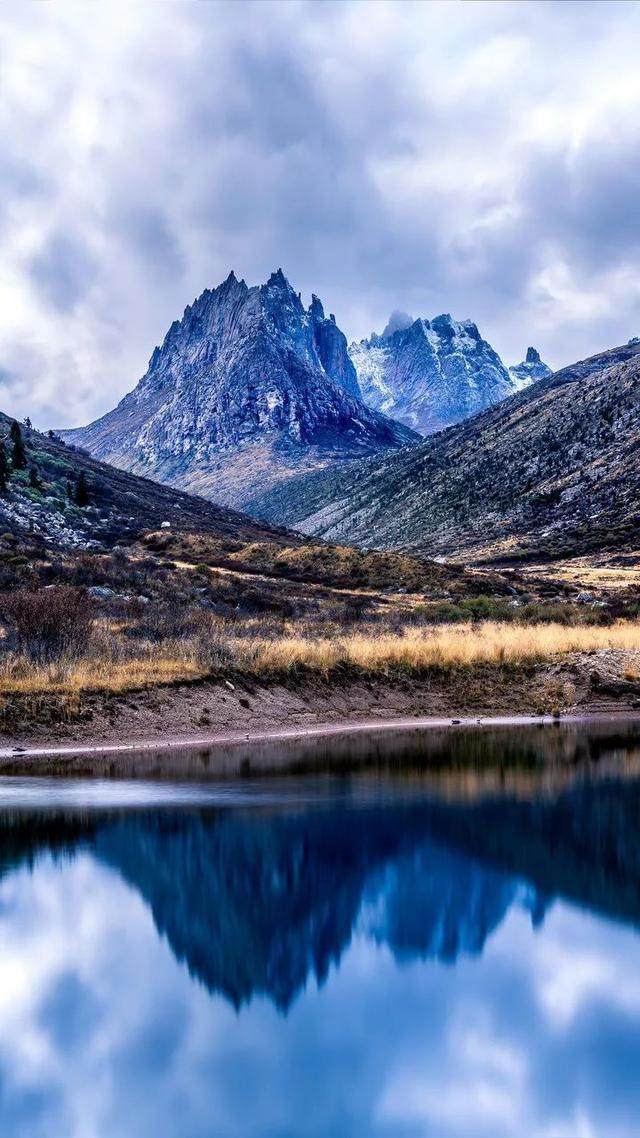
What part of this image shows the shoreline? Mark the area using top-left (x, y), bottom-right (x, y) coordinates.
top-left (4, 708), bottom-right (640, 761)
top-left (2, 708), bottom-right (640, 780)
top-left (2, 652), bottom-right (640, 776)
top-left (0, 711), bottom-right (559, 760)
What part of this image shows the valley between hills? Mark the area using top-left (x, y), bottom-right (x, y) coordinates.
top-left (1, 272), bottom-right (640, 751)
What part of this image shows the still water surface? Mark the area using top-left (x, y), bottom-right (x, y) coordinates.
top-left (2, 723), bottom-right (640, 1137)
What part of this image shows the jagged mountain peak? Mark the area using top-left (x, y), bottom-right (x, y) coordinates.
top-left (309, 293), bottom-right (324, 319)
top-left (381, 310), bottom-right (414, 338)
top-left (265, 266), bottom-right (291, 289)
top-left (349, 310), bottom-right (514, 435)
top-left (59, 270), bottom-right (417, 512)
top-left (509, 346), bottom-right (552, 389)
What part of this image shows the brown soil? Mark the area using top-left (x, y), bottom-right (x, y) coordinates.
top-left (2, 648), bottom-right (640, 766)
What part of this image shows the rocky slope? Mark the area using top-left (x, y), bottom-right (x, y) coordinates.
top-left (251, 340), bottom-right (640, 564)
top-left (509, 346), bottom-right (552, 388)
top-left (0, 414), bottom-right (496, 609)
top-left (60, 271), bottom-right (417, 510)
top-left (349, 313), bottom-right (516, 434)
top-left (0, 413), bottom-right (299, 551)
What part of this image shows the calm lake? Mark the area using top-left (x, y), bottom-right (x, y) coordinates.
top-left (2, 722), bottom-right (640, 1137)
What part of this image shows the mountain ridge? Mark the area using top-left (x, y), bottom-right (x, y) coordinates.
top-left (348, 312), bottom-right (520, 434)
top-left (249, 339), bottom-right (640, 563)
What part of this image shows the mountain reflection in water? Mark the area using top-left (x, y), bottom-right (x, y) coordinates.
top-left (4, 726), bottom-right (640, 1137)
top-left (2, 747), bottom-right (640, 1012)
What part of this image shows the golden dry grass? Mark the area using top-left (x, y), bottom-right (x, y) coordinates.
top-left (0, 648), bottom-right (204, 695)
top-left (247, 620), bottom-right (640, 675)
top-left (2, 619), bottom-right (640, 697)
top-left (527, 560), bottom-right (640, 591)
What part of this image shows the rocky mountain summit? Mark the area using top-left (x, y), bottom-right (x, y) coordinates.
top-left (349, 313), bottom-right (516, 435)
top-left (253, 339), bottom-right (640, 564)
top-left (60, 271), bottom-right (417, 510)
top-left (509, 347), bottom-right (552, 388)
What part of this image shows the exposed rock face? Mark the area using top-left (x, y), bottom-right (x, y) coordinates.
top-left (252, 339), bottom-right (640, 564)
top-left (509, 346), bottom-right (552, 388)
top-left (349, 314), bottom-right (514, 435)
top-left (60, 271), bottom-right (417, 510)
top-left (308, 293), bottom-right (361, 399)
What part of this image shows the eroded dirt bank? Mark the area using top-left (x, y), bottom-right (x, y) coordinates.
top-left (1, 648), bottom-right (640, 771)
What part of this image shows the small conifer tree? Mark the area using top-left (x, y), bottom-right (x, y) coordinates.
top-left (0, 440), bottom-right (9, 493)
top-left (29, 466), bottom-right (41, 490)
top-left (10, 421), bottom-right (27, 470)
top-left (74, 471), bottom-right (89, 507)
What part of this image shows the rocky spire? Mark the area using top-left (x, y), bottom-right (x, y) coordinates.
top-left (509, 347), bottom-right (552, 389)
top-left (309, 294), bottom-right (325, 321)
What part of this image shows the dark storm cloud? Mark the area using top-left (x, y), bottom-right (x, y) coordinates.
top-left (0, 0), bottom-right (639, 426)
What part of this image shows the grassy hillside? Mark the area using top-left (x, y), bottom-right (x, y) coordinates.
top-left (1, 411), bottom-right (640, 737)
top-left (0, 413), bottom-right (296, 549)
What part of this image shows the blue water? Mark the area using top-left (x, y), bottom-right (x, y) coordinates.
top-left (2, 727), bottom-right (640, 1137)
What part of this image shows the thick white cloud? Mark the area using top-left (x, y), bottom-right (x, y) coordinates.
top-left (0, 0), bottom-right (639, 427)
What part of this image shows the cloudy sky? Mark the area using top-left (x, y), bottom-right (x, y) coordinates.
top-left (1, 0), bottom-right (639, 428)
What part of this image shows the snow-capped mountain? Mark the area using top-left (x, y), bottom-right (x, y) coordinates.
top-left (349, 314), bottom-right (515, 435)
top-left (60, 271), bottom-right (418, 510)
top-left (508, 346), bottom-right (552, 389)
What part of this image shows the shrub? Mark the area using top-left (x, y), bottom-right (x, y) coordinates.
top-left (183, 610), bottom-right (237, 670)
top-left (0, 585), bottom-right (93, 662)
top-left (430, 602), bottom-right (467, 623)
top-left (74, 471), bottom-right (90, 506)
top-left (125, 599), bottom-right (189, 642)
top-left (0, 440), bottom-right (9, 493)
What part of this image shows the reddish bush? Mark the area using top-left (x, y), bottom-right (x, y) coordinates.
top-left (0, 585), bottom-right (93, 662)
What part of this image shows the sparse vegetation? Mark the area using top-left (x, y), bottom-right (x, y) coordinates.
top-left (0, 585), bottom-right (93, 663)
top-left (0, 588), bottom-right (638, 697)
top-left (0, 414), bottom-right (639, 735)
